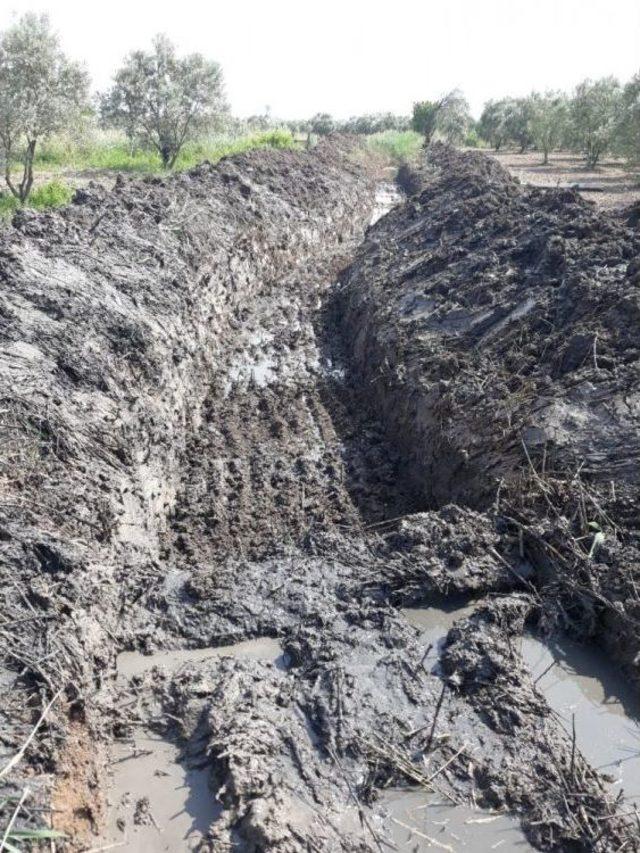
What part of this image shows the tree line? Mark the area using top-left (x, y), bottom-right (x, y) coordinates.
top-left (0, 14), bottom-right (227, 202)
top-left (477, 78), bottom-right (640, 168)
top-left (2, 12), bottom-right (640, 207)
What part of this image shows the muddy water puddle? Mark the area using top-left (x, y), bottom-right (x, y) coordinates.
top-left (402, 599), bottom-right (476, 671)
top-left (370, 182), bottom-right (402, 225)
top-left (117, 635), bottom-right (284, 679)
top-left (105, 637), bottom-right (283, 850)
top-left (402, 601), bottom-right (640, 804)
top-left (522, 634), bottom-right (640, 801)
top-left (104, 734), bottom-right (216, 852)
top-left (377, 789), bottom-right (532, 851)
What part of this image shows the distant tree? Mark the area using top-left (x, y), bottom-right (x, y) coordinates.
top-left (246, 113), bottom-right (272, 132)
top-left (412, 91), bottom-right (469, 145)
top-left (411, 100), bottom-right (441, 143)
top-left (436, 90), bottom-right (471, 143)
top-left (101, 35), bottom-right (227, 169)
top-left (0, 13), bottom-right (89, 202)
top-left (339, 113), bottom-right (410, 135)
top-left (615, 73), bottom-right (640, 163)
top-left (568, 77), bottom-right (622, 168)
top-left (528, 92), bottom-right (568, 164)
top-left (503, 98), bottom-right (534, 152)
top-left (309, 113), bottom-right (335, 136)
top-left (478, 99), bottom-right (510, 150)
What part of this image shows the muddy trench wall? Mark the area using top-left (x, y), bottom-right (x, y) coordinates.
top-left (339, 143), bottom-right (640, 678)
top-left (0, 141), bottom-right (375, 806)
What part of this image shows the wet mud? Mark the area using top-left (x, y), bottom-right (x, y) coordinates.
top-left (1, 140), bottom-right (639, 852)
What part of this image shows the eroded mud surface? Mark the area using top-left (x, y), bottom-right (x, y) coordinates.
top-left (1, 142), bottom-right (639, 852)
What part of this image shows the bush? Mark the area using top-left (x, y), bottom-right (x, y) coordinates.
top-left (365, 130), bottom-right (423, 164)
top-left (464, 129), bottom-right (482, 148)
top-left (29, 179), bottom-right (74, 208)
top-left (0, 178), bottom-right (73, 219)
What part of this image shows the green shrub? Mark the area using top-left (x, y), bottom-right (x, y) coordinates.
top-left (29, 179), bottom-right (74, 209)
top-left (365, 130), bottom-right (423, 164)
top-left (464, 128), bottom-right (482, 148)
top-left (174, 129), bottom-right (296, 169)
top-left (0, 179), bottom-right (73, 219)
top-left (0, 193), bottom-right (19, 218)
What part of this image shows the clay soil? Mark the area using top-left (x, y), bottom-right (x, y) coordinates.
top-left (0, 139), bottom-right (639, 852)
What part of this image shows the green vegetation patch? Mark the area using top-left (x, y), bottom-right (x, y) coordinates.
top-left (0, 178), bottom-right (74, 219)
top-left (365, 130), bottom-right (423, 165)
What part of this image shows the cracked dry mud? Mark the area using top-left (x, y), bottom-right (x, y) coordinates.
top-left (1, 140), bottom-right (639, 852)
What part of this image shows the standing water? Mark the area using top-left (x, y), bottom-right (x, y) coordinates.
top-left (370, 182), bottom-right (402, 225)
top-left (103, 638), bottom-right (284, 850)
top-left (402, 601), bottom-right (640, 809)
top-left (522, 633), bottom-right (640, 802)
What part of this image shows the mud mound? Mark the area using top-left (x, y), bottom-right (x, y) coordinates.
top-left (342, 143), bottom-right (640, 508)
top-left (0, 139), bottom-right (375, 839)
top-left (341, 143), bottom-right (640, 686)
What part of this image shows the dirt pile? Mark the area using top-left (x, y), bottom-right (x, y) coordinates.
top-left (0, 139), bottom-right (375, 840)
top-left (340, 143), bottom-right (640, 676)
top-left (342, 143), bottom-right (640, 506)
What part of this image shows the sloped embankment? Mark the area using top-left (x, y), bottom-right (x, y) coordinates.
top-left (0, 139), bottom-right (375, 836)
top-left (341, 143), bottom-right (640, 684)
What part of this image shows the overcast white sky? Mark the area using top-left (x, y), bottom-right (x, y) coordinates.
top-left (2, 0), bottom-right (640, 119)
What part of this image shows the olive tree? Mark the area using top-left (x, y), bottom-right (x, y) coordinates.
top-left (478, 99), bottom-right (510, 150)
top-left (436, 90), bottom-right (471, 143)
top-left (0, 14), bottom-right (88, 202)
top-left (528, 92), bottom-right (568, 164)
top-left (309, 113), bottom-right (335, 136)
top-left (568, 77), bottom-right (622, 168)
top-left (503, 98), bottom-right (534, 152)
top-left (615, 73), bottom-right (640, 163)
top-left (412, 90), bottom-right (470, 145)
top-left (411, 100), bottom-right (441, 143)
top-left (101, 35), bottom-right (227, 169)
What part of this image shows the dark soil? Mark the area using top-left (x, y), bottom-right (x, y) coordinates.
top-left (0, 140), bottom-right (638, 851)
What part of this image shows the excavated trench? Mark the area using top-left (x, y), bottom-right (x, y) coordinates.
top-left (1, 140), bottom-right (640, 852)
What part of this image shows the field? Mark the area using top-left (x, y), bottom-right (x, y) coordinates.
top-left (488, 149), bottom-right (640, 211)
top-left (1, 138), bottom-right (640, 853)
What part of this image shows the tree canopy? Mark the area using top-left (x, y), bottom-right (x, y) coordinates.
top-left (101, 35), bottom-right (227, 168)
top-left (0, 13), bottom-right (89, 201)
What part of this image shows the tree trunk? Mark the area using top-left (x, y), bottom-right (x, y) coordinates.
top-left (160, 143), bottom-right (172, 169)
top-left (18, 139), bottom-right (36, 203)
top-left (4, 143), bottom-right (20, 200)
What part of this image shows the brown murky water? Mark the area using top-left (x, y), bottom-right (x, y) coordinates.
top-left (117, 636), bottom-right (285, 679)
top-left (403, 601), bottom-right (640, 812)
top-left (104, 637), bottom-right (283, 850)
top-left (377, 789), bottom-right (532, 851)
top-left (522, 634), bottom-right (640, 803)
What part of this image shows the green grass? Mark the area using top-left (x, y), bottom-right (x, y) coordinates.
top-left (32, 128), bottom-right (297, 174)
top-left (0, 179), bottom-right (75, 219)
top-left (365, 130), bottom-right (423, 165)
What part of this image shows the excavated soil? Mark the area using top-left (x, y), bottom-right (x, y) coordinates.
top-left (1, 140), bottom-right (639, 852)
